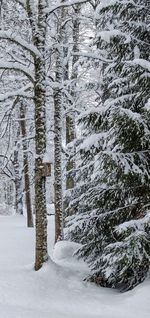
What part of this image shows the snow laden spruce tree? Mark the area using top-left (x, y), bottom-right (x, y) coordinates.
top-left (66, 0), bottom-right (150, 291)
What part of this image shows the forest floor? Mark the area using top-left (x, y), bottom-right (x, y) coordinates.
top-left (0, 211), bottom-right (150, 318)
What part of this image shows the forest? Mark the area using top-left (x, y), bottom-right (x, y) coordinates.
top-left (0, 0), bottom-right (149, 317)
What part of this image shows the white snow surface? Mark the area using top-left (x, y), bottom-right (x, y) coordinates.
top-left (0, 211), bottom-right (150, 317)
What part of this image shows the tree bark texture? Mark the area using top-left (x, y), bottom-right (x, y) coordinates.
top-left (20, 101), bottom-right (34, 228)
top-left (66, 5), bottom-right (80, 191)
top-left (54, 15), bottom-right (64, 243)
top-left (13, 126), bottom-right (23, 215)
top-left (27, 0), bottom-right (48, 270)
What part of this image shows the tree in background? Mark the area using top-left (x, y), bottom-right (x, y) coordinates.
top-left (20, 99), bottom-right (33, 227)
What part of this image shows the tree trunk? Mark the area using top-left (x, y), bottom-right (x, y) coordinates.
top-left (34, 4), bottom-right (48, 270)
top-left (66, 5), bottom-right (80, 191)
top-left (27, 0), bottom-right (48, 270)
top-left (20, 101), bottom-right (34, 228)
top-left (66, 115), bottom-right (76, 190)
top-left (54, 9), bottom-right (64, 243)
top-left (13, 126), bottom-right (23, 215)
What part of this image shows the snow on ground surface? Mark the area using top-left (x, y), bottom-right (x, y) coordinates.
top-left (0, 211), bottom-right (150, 318)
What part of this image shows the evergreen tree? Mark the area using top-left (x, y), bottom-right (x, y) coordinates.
top-left (66, 0), bottom-right (150, 291)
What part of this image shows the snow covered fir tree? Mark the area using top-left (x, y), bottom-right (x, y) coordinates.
top-left (66, 0), bottom-right (150, 291)
top-left (0, 0), bottom-right (150, 316)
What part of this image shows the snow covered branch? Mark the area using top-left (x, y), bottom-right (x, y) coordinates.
top-left (0, 62), bottom-right (34, 82)
top-left (45, 0), bottom-right (89, 15)
top-left (0, 31), bottom-right (40, 57)
top-left (127, 59), bottom-right (150, 73)
top-left (0, 84), bottom-right (33, 102)
top-left (15, 0), bottom-right (26, 9)
top-left (72, 51), bottom-right (116, 63)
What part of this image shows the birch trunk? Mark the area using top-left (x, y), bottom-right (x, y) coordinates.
top-left (34, 2), bottom-right (48, 271)
top-left (54, 10), bottom-right (64, 243)
top-left (66, 5), bottom-right (80, 191)
top-left (13, 126), bottom-right (23, 215)
top-left (20, 101), bottom-right (34, 228)
top-left (26, 0), bottom-right (48, 270)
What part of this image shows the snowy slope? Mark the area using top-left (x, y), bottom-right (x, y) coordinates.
top-left (0, 213), bottom-right (150, 318)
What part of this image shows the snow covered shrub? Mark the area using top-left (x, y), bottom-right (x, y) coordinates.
top-left (65, 0), bottom-right (150, 291)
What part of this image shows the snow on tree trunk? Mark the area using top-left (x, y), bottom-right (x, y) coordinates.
top-left (63, 4), bottom-right (80, 221)
top-left (26, 0), bottom-right (49, 270)
top-left (54, 7), bottom-right (64, 243)
top-left (13, 126), bottom-right (23, 215)
top-left (20, 100), bottom-right (34, 228)
top-left (66, 5), bottom-right (79, 191)
top-left (34, 3), bottom-right (48, 271)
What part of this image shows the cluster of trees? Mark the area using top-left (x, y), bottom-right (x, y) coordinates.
top-left (0, 0), bottom-right (149, 291)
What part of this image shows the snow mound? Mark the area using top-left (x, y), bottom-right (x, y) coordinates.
top-left (53, 240), bottom-right (81, 261)
top-left (52, 240), bottom-right (89, 276)
top-left (0, 214), bottom-right (150, 318)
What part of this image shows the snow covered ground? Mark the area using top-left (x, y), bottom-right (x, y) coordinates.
top-left (0, 212), bottom-right (150, 318)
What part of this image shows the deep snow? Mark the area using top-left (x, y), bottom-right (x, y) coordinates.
top-left (0, 212), bottom-right (150, 318)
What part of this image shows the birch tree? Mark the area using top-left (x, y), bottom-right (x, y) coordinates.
top-left (13, 125), bottom-right (24, 215)
top-left (53, 1), bottom-right (67, 242)
top-left (0, 0), bottom-right (48, 270)
top-left (65, 4), bottom-right (80, 191)
top-left (20, 99), bottom-right (34, 227)
top-left (26, 0), bottom-right (49, 270)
